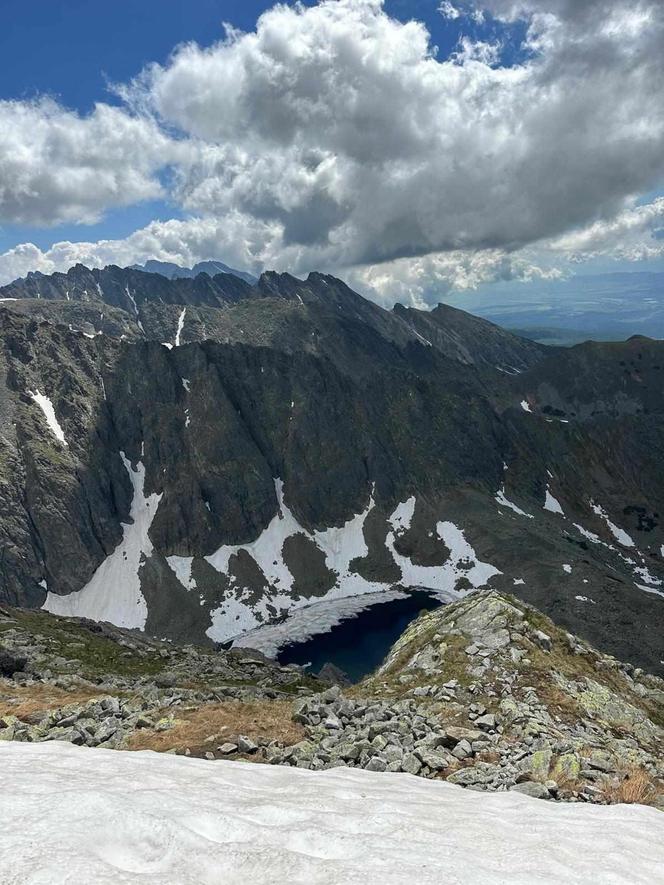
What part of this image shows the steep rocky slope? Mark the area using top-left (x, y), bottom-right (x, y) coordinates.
top-left (0, 266), bottom-right (662, 671)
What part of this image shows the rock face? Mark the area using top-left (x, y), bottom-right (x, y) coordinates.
top-left (0, 266), bottom-right (663, 671)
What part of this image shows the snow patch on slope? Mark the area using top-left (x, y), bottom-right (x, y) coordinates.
top-left (312, 489), bottom-right (377, 595)
top-left (205, 479), bottom-right (303, 596)
top-left (495, 487), bottom-right (534, 519)
top-left (166, 556), bottom-right (196, 591)
top-left (633, 565), bottom-right (662, 588)
top-left (174, 307), bottom-right (186, 347)
top-left (43, 453), bottom-right (162, 629)
top-left (574, 523), bottom-right (605, 546)
top-left (124, 285), bottom-right (145, 334)
top-left (28, 390), bottom-right (67, 445)
top-left (590, 501), bottom-right (635, 548)
top-left (2, 742), bottom-right (663, 885)
top-left (388, 496), bottom-right (416, 533)
top-left (635, 583), bottom-right (664, 600)
top-left (203, 487), bottom-right (500, 644)
top-left (544, 488), bottom-right (564, 515)
top-left (386, 501), bottom-right (501, 601)
top-left (205, 482), bottom-right (387, 642)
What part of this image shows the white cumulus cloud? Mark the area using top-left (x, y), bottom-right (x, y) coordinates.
top-left (0, 0), bottom-right (663, 302)
top-left (0, 100), bottom-right (175, 226)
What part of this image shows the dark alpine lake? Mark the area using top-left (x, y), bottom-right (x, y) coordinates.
top-left (277, 590), bottom-right (442, 682)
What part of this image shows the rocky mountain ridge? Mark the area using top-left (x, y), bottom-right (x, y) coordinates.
top-left (0, 265), bottom-right (662, 672)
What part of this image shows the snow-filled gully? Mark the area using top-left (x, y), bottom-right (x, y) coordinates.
top-left (43, 454), bottom-right (162, 629)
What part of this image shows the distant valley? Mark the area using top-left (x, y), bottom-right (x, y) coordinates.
top-left (445, 271), bottom-right (664, 345)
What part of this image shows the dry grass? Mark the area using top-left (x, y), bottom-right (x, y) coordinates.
top-left (126, 699), bottom-right (305, 754)
top-left (600, 766), bottom-right (661, 806)
top-left (536, 683), bottom-right (582, 723)
top-left (475, 749), bottom-right (501, 765)
top-left (0, 682), bottom-right (101, 722)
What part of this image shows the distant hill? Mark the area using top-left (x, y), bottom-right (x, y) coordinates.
top-left (130, 259), bottom-right (257, 285)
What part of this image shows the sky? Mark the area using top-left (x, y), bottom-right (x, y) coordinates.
top-left (0, 0), bottom-right (663, 308)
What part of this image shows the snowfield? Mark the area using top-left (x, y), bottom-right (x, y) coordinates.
top-left (1, 744), bottom-right (662, 885)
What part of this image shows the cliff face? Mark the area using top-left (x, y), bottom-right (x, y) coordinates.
top-left (0, 267), bottom-right (663, 672)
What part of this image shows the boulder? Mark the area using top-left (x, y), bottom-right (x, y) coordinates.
top-left (317, 663), bottom-right (351, 686)
top-left (0, 648), bottom-right (27, 678)
top-left (510, 782), bottom-right (551, 800)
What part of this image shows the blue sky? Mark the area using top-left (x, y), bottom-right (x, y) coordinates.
top-left (1, 1), bottom-right (513, 111)
top-left (0, 0), bottom-right (662, 305)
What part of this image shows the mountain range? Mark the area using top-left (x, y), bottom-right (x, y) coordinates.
top-left (129, 259), bottom-right (257, 285)
top-left (0, 263), bottom-right (662, 674)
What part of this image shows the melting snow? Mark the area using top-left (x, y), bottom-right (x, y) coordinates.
top-left (386, 510), bottom-right (501, 600)
top-left (125, 285), bottom-right (145, 334)
top-left (2, 742), bottom-right (663, 885)
top-left (388, 496), bottom-right (416, 533)
top-left (520, 400), bottom-right (532, 413)
top-left (563, 564), bottom-right (572, 574)
top-left (590, 502), bottom-right (635, 547)
top-left (166, 556), bottom-right (197, 591)
top-left (206, 479), bottom-right (303, 596)
top-left (572, 521), bottom-right (661, 590)
top-left (205, 482), bottom-right (387, 642)
top-left (495, 487), bottom-right (534, 519)
top-left (43, 453), bottom-right (162, 629)
top-left (28, 390), bottom-right (67, 446)
top-left (182, 378), bottom-right (190, 393)
top-left (312, 493), bottom-right (376, 591)
top-left (234, 589), bottom-right (409, 658)
top-left (635, 583), bottom-right (664, 600)
top-left (574, 523), bottom-right (604, 545)
top-left (633, 565), bottom-right (662, 587)
top-left (174, 307), bottom-right (186, 347)
top-left (544, 488), bottom-right (564, 515)
top-left (513, 578), bottom-right (525, 586)
top-left (205, 486), bottom-right (500, 644)
top-left (412, 329), bottom-right (432, 347)
top-left (575, 595), bottom-right (595, 604)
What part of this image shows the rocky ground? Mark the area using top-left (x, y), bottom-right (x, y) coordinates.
top-left (1, 592), bottom-right (662, 808)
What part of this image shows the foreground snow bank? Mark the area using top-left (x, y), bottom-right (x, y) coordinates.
top-left (1, 743), bottom-right (661, 885)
